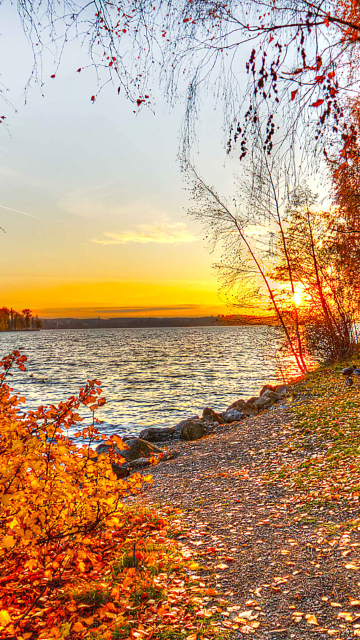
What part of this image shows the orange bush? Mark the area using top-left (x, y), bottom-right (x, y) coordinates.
top-left (0, 350), bottom-right (152, 638)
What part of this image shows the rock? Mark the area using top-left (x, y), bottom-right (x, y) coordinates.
top-left (111, 463), bottom-right (130, 479)
top-left (262, 389), bottom-right (282, 402)
top-left (246, 396), bottom-right (259, 405)
top-left (242, 401), bottom-right (259, 416)
top-left (227, 399), bottom-right (247, 412)
top-left (260, 384), bottom-right (275, 396)
top-left (96, 438), bottom-right (163, 462)
top-left (173, 416), bottom-right (200, 433)
top-left (221, 408), bottom-right (245, 423)
top-left (254, 395), bottom-right (274, 410)
top-left (274, 384), bottom-right (288, 397)
top-left (180, 419), bottom-right (207, 441)
top-left (125, 457), bottom-right (152, 471)
top-left (96, 442), bottom-right (124, 456)
top-left (202, 407), bottom-right (223, 423)
top-left (139, 427), bottom-right (179, 442)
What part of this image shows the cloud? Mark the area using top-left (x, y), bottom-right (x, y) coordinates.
top-left (92, 223), bottom-right (197, 245)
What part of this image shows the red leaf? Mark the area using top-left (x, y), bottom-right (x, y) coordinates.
top-left (50, 74), bottom-right (56, 78)
top-left (315, 75), bottom-right (325, 83)
top-left (91, 95), bottom-right (95, 101)
top-left (291, 89), bottom-right (298, 101)
top-left (310, 99), bottom-right (324, 108)
top-left (77, 68), bottom-right (82, 72)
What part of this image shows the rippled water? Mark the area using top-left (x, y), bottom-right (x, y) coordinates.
top-left (0, 326), bottom-right (294, 437)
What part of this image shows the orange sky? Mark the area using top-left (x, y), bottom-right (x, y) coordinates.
top-left (0, 9), bottom-right (243, 319)
top-left (1, 278), bottom-right (229, 318)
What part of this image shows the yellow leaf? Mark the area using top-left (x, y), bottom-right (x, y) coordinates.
top-left (338, 612), bottom-right (353, 621)
top-left (351, 601), bottom-right (360, 606)
top-left (305, 614), bottom-right (318, 625)
top-left (60, 622), bottom-right (72, 638)
top-left (2, 535), bottom-right (15, 550)
top-left (236, 611), bottom-right (254, 620)
top-left (345, 563), bottom-right (359, 570)
top-left (249, 621), bottom-right (260, 628)
top-left (215, 564), bottom-right (229, 569)
top-left (189, 562), bottom-right (199, 570)
top-left (0, 610), bottom-right (11, 627)
top-left (72, 622), bottom-right (85, 632)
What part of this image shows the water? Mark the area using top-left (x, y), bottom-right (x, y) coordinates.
top-left (0, 326), bottom-right (294, 438)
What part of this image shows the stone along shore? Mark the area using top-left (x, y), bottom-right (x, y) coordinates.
top-left (95, 382), bottom-right (288, 478)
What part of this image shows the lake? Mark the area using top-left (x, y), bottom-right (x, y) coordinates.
top-left (0, 326), bottom-right (296, 438)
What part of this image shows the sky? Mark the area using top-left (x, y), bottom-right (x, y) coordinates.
top-left (0, 4), bottom-right (245, 318)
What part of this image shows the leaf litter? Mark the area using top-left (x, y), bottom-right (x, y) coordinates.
top-left (135, 362), bottom-right (360, 638)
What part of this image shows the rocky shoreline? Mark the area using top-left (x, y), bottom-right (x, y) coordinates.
top-left (95, 382), bottom-right (289, 478)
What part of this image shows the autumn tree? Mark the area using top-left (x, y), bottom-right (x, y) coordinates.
top-left (272, 187), bottom-right (360, 360)
top-left (0, 307), bottom-right (9, 332)
top-left (21, 308), bottom-right (32, 331)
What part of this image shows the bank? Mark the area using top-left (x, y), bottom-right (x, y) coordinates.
top-left (134, 361), bottom-right (360, 638)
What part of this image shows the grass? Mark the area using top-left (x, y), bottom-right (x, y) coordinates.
top-left (71, 586), bottom-right (112, 607)
top-left (271, 356), bottom-right (360, 521)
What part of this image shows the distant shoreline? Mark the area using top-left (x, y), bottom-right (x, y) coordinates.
top-left (39, 315), bottom-right (278, 330)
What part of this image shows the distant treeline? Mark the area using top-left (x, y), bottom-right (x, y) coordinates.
top-left (40, 314), bottom-right (277, 330)
top-left (0, 307), bottom-right (42, 332)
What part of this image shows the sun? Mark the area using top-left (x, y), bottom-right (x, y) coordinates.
top-left (293, 284), bottom-right (304, 306)
top-left (294, 290), bottom-right (302, 306)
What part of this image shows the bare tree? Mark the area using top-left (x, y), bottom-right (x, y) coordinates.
top-left (187, 162), bottom-right (308, 373)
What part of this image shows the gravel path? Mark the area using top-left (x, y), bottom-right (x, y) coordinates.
top-left (136, 403), bottom-right (360, 639)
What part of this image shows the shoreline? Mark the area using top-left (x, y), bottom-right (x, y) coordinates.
top-left (132, 365), bottom-right (360, 637)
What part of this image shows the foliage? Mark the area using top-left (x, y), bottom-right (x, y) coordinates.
top-left (272, 187), bottom-right (360, 361)
top-left (0, 350), bottom-right (224, 639)
top-left (0, 307), bottom-right (41, 331)
top-left (3, 0), bottom-right (359, 166)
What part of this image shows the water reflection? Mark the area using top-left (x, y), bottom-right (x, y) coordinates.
top-left (0, 326), bottom-right (302, 438)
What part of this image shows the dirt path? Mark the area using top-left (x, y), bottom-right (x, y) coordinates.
top-left (137, 405), bottom-right (360, 639)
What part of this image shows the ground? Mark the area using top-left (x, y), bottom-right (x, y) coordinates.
top-left (136, 375), bottom-right (360, 639)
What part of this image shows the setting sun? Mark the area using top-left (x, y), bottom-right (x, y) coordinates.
top-left (293, 285), bottom-right (304, 307)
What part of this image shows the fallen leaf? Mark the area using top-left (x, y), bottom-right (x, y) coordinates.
top-left (0, 610), bottom-right (11, 627)
top-left (338, 612), bottom-right (353, 621)
top-left (305, 614), bottom-right (318, 625)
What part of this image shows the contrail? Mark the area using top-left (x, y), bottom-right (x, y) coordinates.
top-left (0, 203), bottom-right (43, 220)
